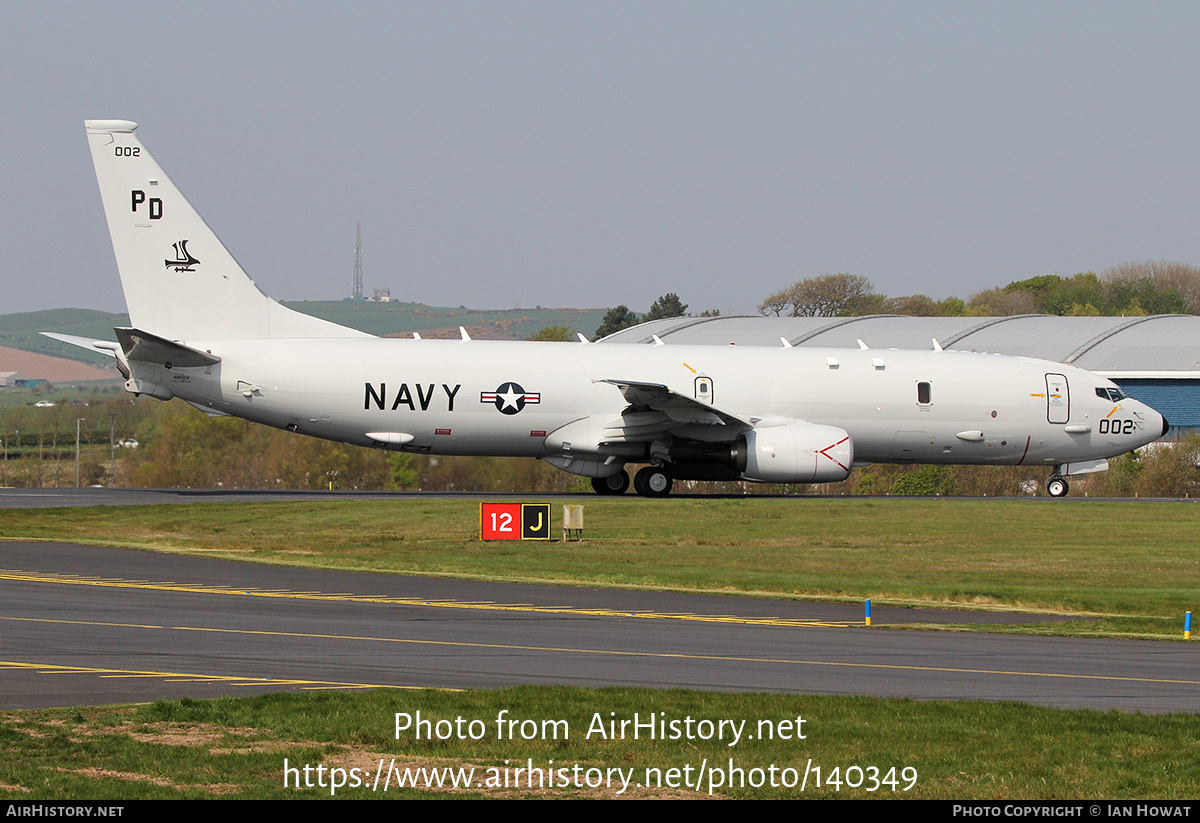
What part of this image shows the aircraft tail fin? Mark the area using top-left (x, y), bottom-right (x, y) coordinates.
top-left (84, 120), bottom-right (368, 342)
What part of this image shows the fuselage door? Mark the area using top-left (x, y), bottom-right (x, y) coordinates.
top-left (1046, 373), bottom-right (1069, 424)
top-left (694, 376), bottom-right (714, 405)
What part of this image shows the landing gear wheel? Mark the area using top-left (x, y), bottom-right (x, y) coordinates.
top-left (591, 470), bottom-right (629, 496)
top-left (634, 466), bottom-right (673, 498)
top-left (1047, 476), bottom-right (1069, 498)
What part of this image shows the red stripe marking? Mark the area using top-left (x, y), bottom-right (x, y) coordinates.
top-left (818, 436), bottom-right (851, 472)
top-left (1017, 435), bottom-right (1031, 465)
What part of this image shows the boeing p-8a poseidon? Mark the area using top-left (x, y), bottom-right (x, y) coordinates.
top-left (52, 120), bottom-right (1167, 498)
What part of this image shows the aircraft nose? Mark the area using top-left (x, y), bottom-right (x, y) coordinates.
top-left (1163, 415), bottom-right (1170, 438)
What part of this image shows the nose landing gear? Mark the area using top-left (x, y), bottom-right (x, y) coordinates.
top-left (1047, 474), bottom-right (1069, 498)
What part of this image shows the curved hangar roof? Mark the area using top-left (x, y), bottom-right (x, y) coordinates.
top-left (596, 314), bottom-right (1200, 379)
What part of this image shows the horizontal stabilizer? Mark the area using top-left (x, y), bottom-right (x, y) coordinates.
top-left (39, 332), bottom-right (120, 357)
top-left (114, 328), bottom-right (222, 368)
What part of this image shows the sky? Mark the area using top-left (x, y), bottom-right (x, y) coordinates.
top-left (3, 1), bottom-right (1200, 317)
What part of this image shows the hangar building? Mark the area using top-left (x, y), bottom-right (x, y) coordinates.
top-left (597, 314), bottom-right (1200, 434)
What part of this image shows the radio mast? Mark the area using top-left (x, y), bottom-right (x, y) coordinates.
top-left (351, 223), bottom-right (364, 299)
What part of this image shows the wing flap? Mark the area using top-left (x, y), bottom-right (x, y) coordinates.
top-left (597, 379), bottom-right (752, 428)
top-left (595, 378), bottom-right (753, 438)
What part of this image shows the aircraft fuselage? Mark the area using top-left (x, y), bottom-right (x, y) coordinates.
top-left (147, 336), bottom-right (1162, 470)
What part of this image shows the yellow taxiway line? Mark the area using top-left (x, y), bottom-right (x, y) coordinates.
top-left (0, 569), bottom-right (861, 628)
top-left (3, 616), bottom-right (1199, 690)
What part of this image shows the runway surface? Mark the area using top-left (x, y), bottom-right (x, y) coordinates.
top-left (3, 487), bottom-right (1194, 508)
top-left (1, 539), bottom-right (1197, 713)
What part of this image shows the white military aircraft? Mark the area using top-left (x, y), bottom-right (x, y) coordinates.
top-left (53, 119), bottom-right (1167, 498)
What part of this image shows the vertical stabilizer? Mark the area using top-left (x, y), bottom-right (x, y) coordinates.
top-left (85, 120), bottom-right (367, 342)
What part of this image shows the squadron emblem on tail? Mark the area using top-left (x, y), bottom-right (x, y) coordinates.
top-left (165, 240), bottom-right (200, 272)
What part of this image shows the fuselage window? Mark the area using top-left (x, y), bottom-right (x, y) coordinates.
top-left (917, 381), bottom-right (931, 405)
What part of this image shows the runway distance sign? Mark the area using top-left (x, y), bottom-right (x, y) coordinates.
top-left (480, 503), bottom-right (551, 541)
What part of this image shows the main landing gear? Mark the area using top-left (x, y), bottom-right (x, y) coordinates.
top-left (591, 470), bottom-right (630, 496)
top-left (633, 466), bottom-right (673, 498)
top-left (589, 466), bottom-right (674, 497)
top-left (1047, 474), bottom-right (1069, 498)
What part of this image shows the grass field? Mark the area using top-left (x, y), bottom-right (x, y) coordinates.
top-left (2, 497), bottom-right (1197, 638)
top-left (2, 688), bottom-right (1198, 799)
top-left (2, 496), bottom-right (1198, 800)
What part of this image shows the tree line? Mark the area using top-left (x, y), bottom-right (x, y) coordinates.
top-left (559, 259), bottom-right (1199, 343)
top-left (522, 293), bottom-right (707, 341)
top-left (756, 261), bottom-right (1200, 319)
top-left (1, 392), bottom-right (1196, 498)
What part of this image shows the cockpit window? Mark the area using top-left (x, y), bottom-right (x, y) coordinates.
top-left (1095, 387), bottom-right (1126, 402)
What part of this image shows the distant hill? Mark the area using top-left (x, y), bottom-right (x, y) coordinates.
top-left (0, 345), bottom-right (117, 383)
top-left (278, 300), bottom-right (607, 340)
top-left (0, 309), bottom-right (130, 366)
top-left (0, 303), bottom-right (610, 364)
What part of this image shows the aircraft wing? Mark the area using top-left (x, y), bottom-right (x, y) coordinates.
top-left (595, 378), bottom-right (754, 440)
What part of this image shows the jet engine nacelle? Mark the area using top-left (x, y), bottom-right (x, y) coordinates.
top-left (737, 422), bottom-right (853, 483)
